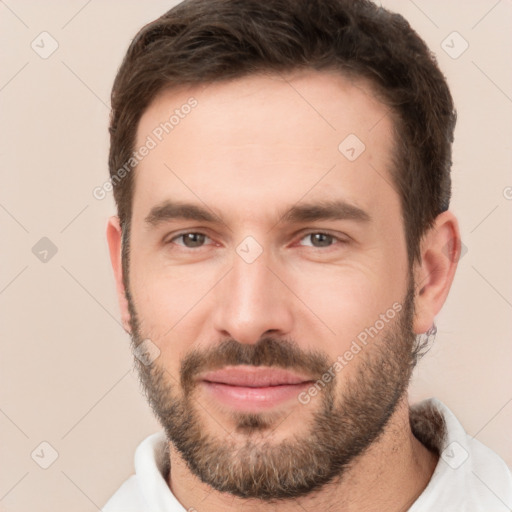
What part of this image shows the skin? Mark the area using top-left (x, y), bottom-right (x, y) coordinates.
top-left (107, 70), bottom-right (460, 511)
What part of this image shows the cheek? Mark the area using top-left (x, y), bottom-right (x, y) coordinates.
top-left (128, 251), bottom-right (220, 342)
top-left (288, 258), bottom-right (406, 352)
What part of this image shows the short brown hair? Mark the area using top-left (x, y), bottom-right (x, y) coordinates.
top-left (109, 0), bottom-right (456, 267)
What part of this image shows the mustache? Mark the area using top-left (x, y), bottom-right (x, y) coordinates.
top-left (180, 337), bottom-right (331, 395)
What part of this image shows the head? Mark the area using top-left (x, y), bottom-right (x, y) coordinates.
top-left (106, 0), bottom-right (460, 501)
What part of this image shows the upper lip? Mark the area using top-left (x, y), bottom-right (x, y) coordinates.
top-left (200, 366), bottom-right (313, 387)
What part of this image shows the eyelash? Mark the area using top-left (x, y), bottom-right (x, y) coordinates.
top-left (167, 231), bottom-right (348, 250)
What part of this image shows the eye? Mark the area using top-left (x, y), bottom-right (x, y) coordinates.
top-left (170, 232), bottom-right (212, 248)
top-left (298, 232), bottom-right (339, 248)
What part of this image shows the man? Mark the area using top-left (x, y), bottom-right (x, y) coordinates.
top-left (103, 0), bottom-right (512, 510)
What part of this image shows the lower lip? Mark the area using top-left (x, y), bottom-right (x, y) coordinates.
top-left (201, 381), bottom-right (311, 412)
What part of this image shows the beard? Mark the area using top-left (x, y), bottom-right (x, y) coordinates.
top-left (126, 281), bottom-right (417, 501)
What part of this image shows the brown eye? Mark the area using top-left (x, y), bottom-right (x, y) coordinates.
top-left (174, 233), bottom-right (208, 248)
top-left (300, 233), bottom-right (336, 248)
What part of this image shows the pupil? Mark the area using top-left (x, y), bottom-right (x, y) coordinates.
top-left (184, 233), bottom-right (205, 247)
top-left (312, 233), bottom-right (331, 247)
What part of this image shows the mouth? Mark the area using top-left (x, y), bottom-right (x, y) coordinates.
top-left (199, 366), bottom-right (314, 412)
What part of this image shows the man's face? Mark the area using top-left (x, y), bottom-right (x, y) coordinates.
top-left (125, 71), bottom-right (416, 498)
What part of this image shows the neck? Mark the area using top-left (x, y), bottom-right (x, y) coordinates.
top-left (167, 395), bottom-right (438, 512)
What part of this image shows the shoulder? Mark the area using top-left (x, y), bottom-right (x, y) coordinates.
top-left (101, 431), bottom-right (180, 511)
top-left (410, 398), bottom-right (512, 511)
top-left (101, 475), bottom-right (146, 512)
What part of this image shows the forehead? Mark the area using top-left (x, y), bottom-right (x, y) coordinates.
top-left (132, 70), bottom-right (398, 224)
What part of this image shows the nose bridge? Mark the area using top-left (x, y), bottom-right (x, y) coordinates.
top-left (212, 246), bottom-right (294, 344)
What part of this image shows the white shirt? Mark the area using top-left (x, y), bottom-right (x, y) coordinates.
top-left (102, 398), bottom-right (512, 511)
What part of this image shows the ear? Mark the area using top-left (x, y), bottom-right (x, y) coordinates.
top-left (106, 216), bottom-right (132, 333)
top-left (413, 211), bottom-right (461, 334)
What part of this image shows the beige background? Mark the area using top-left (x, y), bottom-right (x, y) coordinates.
top-left (1, 1), bottom-right (511, 510)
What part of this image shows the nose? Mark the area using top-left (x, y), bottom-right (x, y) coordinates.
top-left (212, 249), bottom-right (294, 345)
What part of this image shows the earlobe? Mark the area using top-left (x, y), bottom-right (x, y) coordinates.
top-left (106, 216), bottom-right (132, 333)
top-left (412, 211), bottom-right (461, 335)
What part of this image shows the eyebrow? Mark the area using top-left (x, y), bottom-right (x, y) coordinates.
top-left (280, 200), bottom-right (371, 224)
top-left (144, 199), bottom-right (371, 227)
top-left (145, 201), bottom-right (219, 226)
